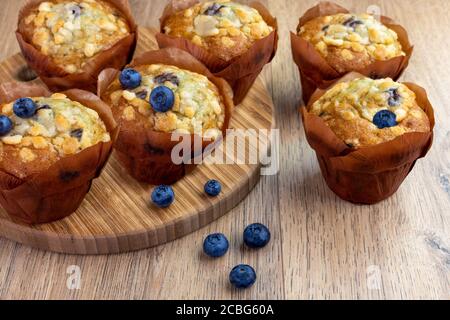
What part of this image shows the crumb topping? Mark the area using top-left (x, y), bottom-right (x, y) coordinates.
top-left (299, 13), bottom-right (404, 61)
top-left (163, 0), bottom-right (272, 58)
top-left (108, 64), bottom-right (226, 139)
top-left (24, 0), bottom-right (130, 73)
top-left (310, 77), bottom-right (430, 147)
top-left (0, 93), bottom-right (110, 163)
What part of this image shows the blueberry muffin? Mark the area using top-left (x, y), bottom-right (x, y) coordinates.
top-left (0, 93), bottom-right (111, 179)
top-left (104, 64), bottom-right (227, 140)
top-left (19, 0), bottom-right (131, 74)
top-left (309, 77), bottom-right (430, 148)
top-left (162, 0), bottom-right (273, 62)
top-left (298, 13), bottom-right (405, 73)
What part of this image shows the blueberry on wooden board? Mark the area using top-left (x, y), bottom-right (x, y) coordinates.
top-left (151, 185), bottom-right (175, 208)
top-left (204, 180), bottom-right (222, 197)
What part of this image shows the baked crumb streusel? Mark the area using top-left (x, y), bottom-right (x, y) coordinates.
top-left (299, 13), bottom-right (405, 73)
top-left (309, 77), bottom-right (430, 148)
top-left (0, 93), bottom-right (110, 178)
top-left (106, 64), bottom-right (226, 139)
top-left (163, 0), bottom-right (273, 61)
top-left (22, 0), bottom-right (130, 74)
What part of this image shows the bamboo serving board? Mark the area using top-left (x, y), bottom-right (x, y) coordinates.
top-left (0, 27), bottom-right (274, 254)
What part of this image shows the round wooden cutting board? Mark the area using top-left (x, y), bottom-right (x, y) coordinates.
top-left (0, 27), bottom-right (274, 255)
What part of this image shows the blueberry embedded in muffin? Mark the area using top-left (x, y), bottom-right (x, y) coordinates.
top-left (298, 13), bottom-right (405, 73)
top-left (106, 64), bottom-right (227, 140)
top-left (20, 0), bottom-right (131, 74)
top-left (162, 1), bottom-right (274, 61)
top-left (309, 77), bottom-right (430, 148)
top-left (0, 93), bottom-right (111, 179)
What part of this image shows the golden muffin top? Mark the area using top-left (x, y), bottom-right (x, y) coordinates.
top-left (22, 0), bottom-right (130, 74)
top-left (106, 64), bottom-right (226, 140)
top-left (299, 13), bottom-right (404, 72)
top-left (0, 93), bottom-right (110, 178)
top-left (310, 77), bottom-right (430, 148)
top-left (163, 0), bottom-right (273, 61)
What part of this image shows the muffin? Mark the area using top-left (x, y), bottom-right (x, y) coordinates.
top-left (291, 1), bottom-right (412, 104)
top-left (309, 77), bottom-right (430, 148)
top-left (162, 0), bottom-right (273, 62)
top-left (298, 13), bottom-right (405, 74)
top-left (301, 73), bottom-right (434, 204)
top-left (157, 0), bottom-right (277, 104)
top-left (98, 48), bottom-right (233, 185)
top-left (0, 83), bottom-right (117, 224)
top-left (16, 0), bottom-right (137, 92)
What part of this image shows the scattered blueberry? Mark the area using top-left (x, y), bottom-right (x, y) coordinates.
top-left (119, 68), bottom-right (141, 89)
top-left (204, 179), bottom-right (222, 197)
top-left (150, 86), bottom-right (175, 113)
top-left (243, 223), bottom-right (271, 249)
top-left (0, 115), bottom-right (13, 136)
top-left (373, 110), bottom-right (397, 129)
top-left (13, 98), bottom-right (37, 118)
top-left (203, 233), bottom-right (229, 257)
top-left (386, 87), bottom-right (401, 107)
top-left (229, 264), bottom-right (256, 289)
top-left (151, 185), bottom-right (175, 208)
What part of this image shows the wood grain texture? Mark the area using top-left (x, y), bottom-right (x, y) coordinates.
top-left (0, 0), bottom-right (449, 299)
top-left (0, 27), bottom-right (274, 255)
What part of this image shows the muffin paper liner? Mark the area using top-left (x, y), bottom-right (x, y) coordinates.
top-left (16, 0), bottom-right (137, 93)
top-left (291, 1), bottom-right (413, 104)
top-left (156, 0), bottom-right (278, 105)
top-left (98, 47), bottom-right (234, 185)
top-left (301, 72), bottom-right (435, 204)
top-left (0, 83), bottom-right (118, 224)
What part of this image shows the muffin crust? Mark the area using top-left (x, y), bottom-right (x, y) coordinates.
top-left (299, 13), bottom-right (404, 73)
top-left (163, 0), bottom-right (273, 61)
top-left (0, 93), bottom-right (110, 178)
top-left (105, 64), bottom-right (226, 139)
top-left (21, 0), bottom-right (130, 74)
top-left (309, 77), bottom-right (430, 148)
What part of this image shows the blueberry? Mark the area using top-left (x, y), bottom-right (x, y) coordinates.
top-left (373, 110), bottom-right (397, 129)
top-left (343, 17), bottom-right (364, 29)
top-left (204, 3), bottom-right (225, 15)
top-left (0, 115), bottom-right (13, 136)
top-left (154, 73), bottom-right (179, 86)
top-left (150, 86), bottom-right (175, 113)
top-left (119, 68), bottom-right (141, 89)
top-left (386, 88), bottom-right (401, 107)
top-left (229, 264), bottom-right (256, 289)
top-left (203, 233), bottom-right (229, 257)
top-left (204, 179), bottom-right (222, 197)
top-left (13, 98), bottom-right (37, 118)
top-left (151, 185), bottom-right (175, 208)
top-left (244, 223), bottom-right (271, 249)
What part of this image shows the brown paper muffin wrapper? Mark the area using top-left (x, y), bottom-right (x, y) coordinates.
top-left (16, 0), bottom-right (137, 93)
top-left (291, 1), bottom-right (413, 104)
top-left (301, 72), bottom-right (435, 204)
top-left (98, 47), bottom-right (234, 185)
top-left (0, 83), bottom-right (119, 224)
top-left (156, 0), bottom-right (278, 105)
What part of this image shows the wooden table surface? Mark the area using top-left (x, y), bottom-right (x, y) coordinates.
top-left (0, 0), bottom-right (449, 300)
